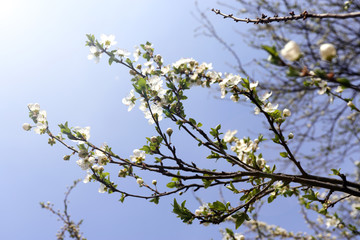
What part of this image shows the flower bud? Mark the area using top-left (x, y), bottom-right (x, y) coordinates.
top-left (152, 180), bottom-right (157, 185)
top-left (63, 155), bottom-right (71, 161)
top-left (166, 127), bottom-right (173, 136)
top-left (288, 132), bottom-right (294, 139)
top-left (136, 178), bottom-right (144, 185)
top-left (347, 101), bottom-right (355, 108)
top-left (22, 123), bottom-right (31, 131)
top-left (320, 43), bottom-right (336, 61)
top-left (150, 136), bottom-right (157, 143)
top-left (283, 108), bottom-right (291, 117)
top-left (280, 41), bottom-right (301, 61)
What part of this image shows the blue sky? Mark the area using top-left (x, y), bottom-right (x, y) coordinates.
top-left (1, 0), bottom-right (306, 239)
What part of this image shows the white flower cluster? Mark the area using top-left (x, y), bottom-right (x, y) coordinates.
top-left (221, 231), bottom-right (245, 240)
top-left (240, 219), bottom-right (336, 240)
top-left (223, 130), bottom-right (266, 168)
top-left (23, 103), bottom-right (48, 134)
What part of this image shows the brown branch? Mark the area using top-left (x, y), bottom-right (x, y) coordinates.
top-left (211, 9), bottom-right (360, 24)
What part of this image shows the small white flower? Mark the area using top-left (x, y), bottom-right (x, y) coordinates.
top-left (317, 80), bottom-right (329, 95)
top-left (94, 149), bottom-right (108, 165)
top-left (133, 46), bottom-right (141, 61)
top-left (130, 149), bottom-right (146, 164)
top-left (144, 104), bottom-right (163, 124)
top-left (260, 91), bottom-right (272, 102)
top-left (36, 110), bottom-right (47, 123)
top-left (122, 89), bottom-right (136, 111)
top-left (223, 130), bottom-right (238, 143)
top-left (320, 43), bottom-right (336, 61)
top-left (283, 108), bottom-right (291, 117)
top-left (280, 41), bottom-right (301, 61)
top-left (161, 65), bottom-right (170, 74)
top-left (98, 183), bottom-right (106, 193)
top-left (249, 81), bottom-right (258, 90)
top-left (335, 86), bottom-right (344, 93)
top-left (136, 178), bottom-right (144, 185)
top-left (100, 34), bottom-right (117, 48)
top-left (172, 58), bottom-right (195, 69)
top-left (28, 103), bottom-right (40, 112)
top-left (116, 48), bottom-right (130, 57)
top-left (76, 156), bottom-right (95, 170)
top-left (22, 123), bottom-right (31, 131)
top-left (34, 122), bottom-right (47, 134)
top-left (72, 126), bottom-right (91, 143)
top-left (83, 171), bottom-right (92, 183)
top-left (263, 102), bottom-right (278, 113)
top-left (88, 46), bottom-right (102, 63)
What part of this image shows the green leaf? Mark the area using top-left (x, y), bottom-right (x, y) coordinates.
top-left (330, 168), bottom-right (341, 176)
top-left (166, 182), bottom-right (177, 188)
top-left (211, 201), bottom-right (227, 211)
top-left (150, 197), bottom-right (159, 204)
top-left (233, 212), bottom-right (250, 229)
top-left (172, 199), bottom-right (193, 223)
top-left (336, 78), bottom-right (351, 88)
top-left (125, 58), bottom-right (133, 66)
top-left (108, 57), bottom-right (115, 66)
top-left (119, 193), bottom-right (125, 203)
top-left (280, 152), bottom-right (288, 158)
top-left (189, 118), bottom-right (196, 126)
top-left (202, 179), bottom-right (212, 189)
top-left (261, 45), bottom-right (278, 56)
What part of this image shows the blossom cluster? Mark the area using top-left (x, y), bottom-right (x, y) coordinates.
top-left (223, 130), bottom-right (267, 169)
top-left (23, 103), bottom-right (48, 134)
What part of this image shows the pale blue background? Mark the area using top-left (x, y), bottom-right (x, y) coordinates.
top-left (1, 0), bottom-right (304, 239)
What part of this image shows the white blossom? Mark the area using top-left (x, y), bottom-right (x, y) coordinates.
top-left (116, 48), bottom-right (130, 57)
top-left (122, 89), bottom-right (136, 111)
top-left (76, 156), bottom-right (95, 170)
top-left (172, 58), bottom-right (195, 69)
top-left (130, 149), bottom-right (146, 164)
top-left (83, 171), bottom-right (92, 183)
top-left (143, 104), bottom-right (163, 124)
top-left (320, 43), bottom-right (336, 61)
top-left (133, 46), bottom-right (141, 61)
top-left (223, 130), bottom-right (238, 143)
top-left (72, 126), bottom-right (91, 144)
top-left (280, 41), bottom-right (301, 61)
top-left (34, 122), bottom-right (47, 134)
top-left (263, 102), bottom-right (278, 113)
top-left (136, 178), bottom-right (144, 185)
top-left (100, 34), bottom-right (117, 48)
top-left (282, 108), bottom-right (291, 117)
top-left (22, 123), bottom-right (31, 131)
top-left (98, 183), bottom-right (106, 193)
top-left (28, 103), bottom-right (40, 112)
top-left (88, 46), bottom-right (102, 63)
top-left (94, 149), bottom-right (108, 165)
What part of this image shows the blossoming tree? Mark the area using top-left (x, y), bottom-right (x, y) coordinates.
top-left (24, 0), bottom-right (360, 239)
